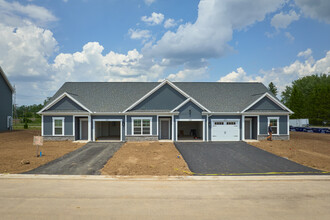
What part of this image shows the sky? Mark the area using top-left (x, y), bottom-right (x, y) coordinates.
top-left (0, 0), bottom-right (329, 106)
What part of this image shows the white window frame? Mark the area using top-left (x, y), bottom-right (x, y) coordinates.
top-left (268, 117), bottom-right (279, 135)
top-left (132, 117), bottom-right (152, 136)
top-left (53, 117), bottom-right (65, 136)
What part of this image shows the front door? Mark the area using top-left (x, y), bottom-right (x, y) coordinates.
top-left (80, 119), bottom-right (88, 140)
top-left (160, 119), bottom-right (170, 139)
top-left (244, 119), bottom-right (252, 139)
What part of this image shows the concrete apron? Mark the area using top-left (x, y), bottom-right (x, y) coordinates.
top-left (1, 174), bottom-right (330, 181)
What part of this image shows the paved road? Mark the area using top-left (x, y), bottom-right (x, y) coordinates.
top-left (175, 142), bottom-right (320, 175)
top-left (0, 175), bottom-right (330, 220)
top-left (25, 142), bottom-right (122, 175)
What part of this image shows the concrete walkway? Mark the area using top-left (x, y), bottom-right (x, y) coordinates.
top-left (25, 142), bottom-right (122, 175)
top-left (0, 175), bottom-right (330, 219)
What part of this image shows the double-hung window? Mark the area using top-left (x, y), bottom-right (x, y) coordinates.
top-left (268, 117), bottom-right (279, 135)
top-left (132, 117), bottom-right (152, 135)
top-left (53, 117), bottom-right (64, 136)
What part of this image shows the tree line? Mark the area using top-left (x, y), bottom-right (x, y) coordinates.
top-left (268, 74), bottom-right (330, 126)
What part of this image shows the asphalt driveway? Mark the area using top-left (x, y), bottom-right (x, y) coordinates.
top-left (175, 142), bottom-right (320, 175)
top-left (25, 142), bottom-right (122, 175)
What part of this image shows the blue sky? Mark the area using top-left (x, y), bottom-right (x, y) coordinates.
top-left (0, 0), bottom-right (329, 105)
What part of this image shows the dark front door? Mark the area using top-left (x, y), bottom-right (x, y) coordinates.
top-left (160, 119), bottom-right (170, 139)
top-left (244, 119), bottom-right (251, 139)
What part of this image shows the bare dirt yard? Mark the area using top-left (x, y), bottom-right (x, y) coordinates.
top-left (249, 132), bottom-right (330, 172)
top-left (0, 130), bottom-right (85, 174)
top-left (101, 142), bottom-right (191, 176)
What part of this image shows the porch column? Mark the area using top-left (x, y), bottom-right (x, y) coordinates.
top-left (206, 114), bottom-right (209, 142)
top-left (242, 115), bottom-right (245, 141)
top-left (171, 115), bottom-right (174, 141)
top-left (88, 114), bottom-right (91, 141)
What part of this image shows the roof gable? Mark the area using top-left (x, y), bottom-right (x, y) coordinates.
top-left (131, 83), bottom-right (186, 111)
top-left (242, 93), bottom-right (293, 113)
top-left (39, 92), bottom-right (92, 113)
top-left (46, 96), bottom-right (87, 112)
top-left (124, 80), bottom-right (210, 113)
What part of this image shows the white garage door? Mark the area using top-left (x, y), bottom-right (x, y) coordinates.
top-left (211, 120), bottom-right (240, 141)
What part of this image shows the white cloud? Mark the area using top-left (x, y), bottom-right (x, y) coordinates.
top-left (144, 0), bottom-right (155, 6)
top-left (128, 28), bottom-right (151, 41)
top-left (146, 0), bottom-right (285, 67)
top-left (285, 32), bottom-right (295, 41)
top-left (219, 67), bottom-right (261, 82)
top-left (0, 0), bottom-right (57, 26)
top-left (141, 12), bottom-right (164, 25)
top-left (271, 10), bottom-right (300, 29)
top-left (219, 49), bottom-right (330, 93)
top-left (295, 0), bottom-right (330, 24)
top-left (164, 18), bottom-right (177, 29)
top-left (297, 48), bottom-right (312, 58)
top-left (167, 67), bottom-right (208, 81)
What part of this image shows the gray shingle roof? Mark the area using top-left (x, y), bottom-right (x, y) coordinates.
top-left (46, 81), bottom-right (282, 113)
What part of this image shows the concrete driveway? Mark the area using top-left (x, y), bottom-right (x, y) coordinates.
top-left (175, 142), bottom-right (320, 175)
top-left (25, 142), bottom-right (122, 175)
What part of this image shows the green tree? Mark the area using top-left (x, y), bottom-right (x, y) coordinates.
top-left (268, 82), bottom-right (278, 96)
top-left (281, 74), bottom-right (330, 125)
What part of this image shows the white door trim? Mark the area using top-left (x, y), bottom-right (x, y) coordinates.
top-left (159, 118), bottom-right (171, 140)
top-left (79, 118), bottom-right (88, 140)
top-left (176, 119), bottom-right (205, 141)
top-left (244, 118), bottom-right (252, 140)
top-left (93, 119), bottom-right (123, 141)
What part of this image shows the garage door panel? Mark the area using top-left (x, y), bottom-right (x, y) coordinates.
top-left (211, 120), bottom-right (240, 141)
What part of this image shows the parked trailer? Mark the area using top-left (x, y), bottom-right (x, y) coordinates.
top-left (289, 119), bottom-right (309, 127)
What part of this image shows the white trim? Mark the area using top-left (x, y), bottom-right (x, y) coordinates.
top-left (170, 98), bottom-right (191, 112)
top-left (242, 115), bottom-right (245, 140)
top-left (156, 115), bottom-right (159, 136)
top-left (202, 112), bottom-right (241, 115)
top-left (242, 112), bottom-right (290, 115)
top-left (52, 117), bottom-right (65, 136)
top-left (79, 118), bottom-right (88, 140)
top-left (38, 92), bottom-right (92, 114)
top-left (125, 115), bottom-right (127, 136)
top-left (268, 117), bottom-right (280, 135)
top-left (257, 115), bottom-right (260, 136)
top-left (93, 119), bottom-right (123, 142)
top-left (41, 115), bottom-right (44, 136)
top-left (159, 118), bottom-right (171, 140)
top-left (88, 115), bottom-right (91, 141)
top-left (123, 79), bottom-right (211, 113)
top-left (244, 118), bottom-right (252, 140)
top-left (171, 115), bottom-right (174, 141)
top-left (242, 93), bottom-right (293, 114)
top-left (206, 115), bottom-right (209, 142)
top-left (40, 112), bottom-right (90, 116)
top-left (176, 119), bottom-right (205, 141)
top-left (131, 117), bottom-right (153, 136)
top-left (287, 115), bottom-right (290, 135)
top-left (210, 119), bottom-right (240, 141)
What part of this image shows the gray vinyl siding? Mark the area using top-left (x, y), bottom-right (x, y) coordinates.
top-left (47, 96), bottom-right (86, 112)
top-left (208, 115), bottom-right (242, 141)
top-left (43, 116), bottom-right (73, 136)
top-left (132, 84), bottom-right (186, 111)
top-left (91, 116), bottom-right (125, 141)
top-left (248, 97), bottom-right (283, 111)
top-left (0, 74), bottom-right (12, 131)
top-left (126, 115), bottom-right (157, 136)
top-left (259, 115), bottom-right (288, 135)
top-left (177, 101), bottom-right (203, 119)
